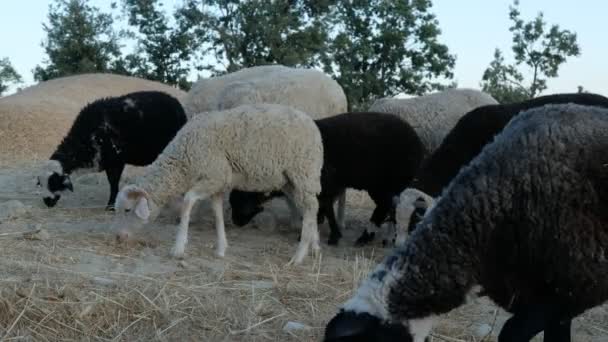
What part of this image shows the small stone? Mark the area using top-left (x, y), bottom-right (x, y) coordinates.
top-left (250, 280), bottom-right (274, 289)
top-left (178, 260), bottom-right (189, 269)
top-left (474, 323), bottom-right (493, 337)
top-left (253, 212), bottom-right (277, 233)
top-left (0, 200), bottom-right (27, 222)
top-left (283, 321), bottom-right (310, 333)
top-left (92, 277), bottom-right (115, 286)
top-left (23, 228), bottom-right (50, 241)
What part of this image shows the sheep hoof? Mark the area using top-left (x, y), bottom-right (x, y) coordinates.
top-left (354, 230), bottom-right (375, 246)
top-left (170, 246), bottom-right (185, 259)
top-left (105, 205), bottom-right (116, 212)
top-left (328, 232), bottom-right (342, 246)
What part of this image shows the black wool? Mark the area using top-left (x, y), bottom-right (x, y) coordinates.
top-left (43, 91), bottom-right (187, 209)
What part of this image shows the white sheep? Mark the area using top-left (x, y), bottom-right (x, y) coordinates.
top-left (368, 88), bottom-right (497, 153)
top-left (182, 65), bottom-right (348, 119)
top-left (114, 103), bottom-right (324, 265)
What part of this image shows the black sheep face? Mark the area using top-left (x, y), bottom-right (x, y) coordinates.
top-left (37, 172), bottom-right (73, 208)
top-left (229, 191), bottom-right (267, 226)
top-left (324, 311), bottom-right (420, 342)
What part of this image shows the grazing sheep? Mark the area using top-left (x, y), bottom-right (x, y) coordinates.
top-left (368, 88), bottom-right (497, 153)
top-left (36, 91), bottom-right (187, 210)
top-left (229, 112), bottom-right (426, 246)
top-left (324, 103), bottom-right (608, 342)
top-left (396, 92), bottom-right (608, 243)
top-left (183, 64), bottom-right (347, 119)
top-left (114, 104), bottom-right (323, 265)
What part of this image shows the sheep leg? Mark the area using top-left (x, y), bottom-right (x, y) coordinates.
top-left (321, 198), bottom-right (342, 246)
top-left (497, 302), bottom-right (564, 342)
top-left (543, 318), bottom-right (571, 342)
top-left (287, 190), bottom-right (320, 265)
top-left (211, 192), bottom-right (228, 257)
top-left (171, 191), bottom-right (202, 258)
top-left (354, 194), bottom-right (392, 246)
top-left (283, 195), bottom-right (302, 229)
top-left (336, 190), bottom-right (346, 229)
top-left (104, 163), bottom-right (125, 211)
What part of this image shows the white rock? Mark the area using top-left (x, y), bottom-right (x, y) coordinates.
top-left (23, 228), bottom-right (50, 241)
top-left (283, 321), bottom-right (310, 333)
top-left (0, 200), bottom-right (28, 222)
top-left (92, 277), bottom-right (115, 286)
top-left (253, 211), bottom-right (277, 233)
top-left (474, 323), bottom-right (493, 337)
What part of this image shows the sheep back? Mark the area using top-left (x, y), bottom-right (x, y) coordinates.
top-left (414, 92), bottom-right (608, 197)
top-left (144, 103), bottom-right (323, 203)
top-left (183, 65), bottom-right (347, 119)
top-left (315, 111), bottom-right (425, 199)
top-left (368, 88), bottom-right (497, 153)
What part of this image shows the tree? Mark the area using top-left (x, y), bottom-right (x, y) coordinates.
top-left (176, 0), bottom-right (334, 74)
top-left (122, 0), bottom-right (194, 89)
top-left (177, 0), bottom-right (455, 111)
top-left (0, 57), bottom-right (22, 96)
top-left (481, 49), bottom-right (529, 104)
top-left (326, 0), bottom-right (456, 110)
top-left (34, 0), bottom-right (124, 82)
top-left (481, 0), bottom-right (580, 103)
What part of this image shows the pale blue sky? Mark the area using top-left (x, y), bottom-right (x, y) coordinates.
top-left (1, 0), bottom-right (606, 96)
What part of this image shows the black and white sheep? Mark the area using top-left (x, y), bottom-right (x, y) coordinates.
top-left (36, 91), bottom-right (187, 210)
top-left (396, 92), bottom-right (608, 243)
top-left (229, 112), bottom-right (426, 246)
top-left (324, 103), bottom-right (608, 342)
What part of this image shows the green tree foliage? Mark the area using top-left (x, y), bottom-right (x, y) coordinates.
top-left (326, 0), bottom-right (456, 110)
top-left (0, 57), bottom-right (22, 96)
top-left (177, 0), bottom-right (455, 111)
top-left (122, 0), bottom-right (194, 89)
top-left (481, 0), bottom-right (580, 103)
top-left (33, 0), bottom-right (124, 82)
top-left (176, 0), bottom-right (334, 74)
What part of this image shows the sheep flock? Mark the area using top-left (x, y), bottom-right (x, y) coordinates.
top-left (0, 64), bottom-right (607, 341)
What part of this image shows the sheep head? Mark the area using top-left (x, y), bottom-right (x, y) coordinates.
top-left (115, 185), bottom-right (151, 220)
top-left (37, 160), bottom-right (73, 208)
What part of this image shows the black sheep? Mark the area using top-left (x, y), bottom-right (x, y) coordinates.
top-left (325, 103), bottom-right (608, 342)
top-left (399, 92), bottom-right (608, 235)
top-left (230, 111), bottom-right (426, 246)
top-left (37, 91), bottom-right (187, 210)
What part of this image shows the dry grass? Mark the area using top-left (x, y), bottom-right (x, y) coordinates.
top-left (0, 163), bottom-right (607, 342)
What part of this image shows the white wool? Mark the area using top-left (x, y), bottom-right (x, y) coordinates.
top-left (116, 103), bottom-right (324, 264)
top-left (369, 88), bottom-right (497, 153)
top-left (183, 65), bottom-right (347, 120)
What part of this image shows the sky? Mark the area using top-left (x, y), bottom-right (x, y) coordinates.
top-left (1, 0), bottom-right (607, 96)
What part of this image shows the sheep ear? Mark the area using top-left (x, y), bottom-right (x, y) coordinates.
top-left (63, 175), bottom-right (73, 192)
top-left (134, 196), bottom-right (150, 220)
top-left (392, 195), bottom-right (401, 206)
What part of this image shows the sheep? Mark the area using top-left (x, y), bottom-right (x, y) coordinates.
top-left (229, 112), bottom-right (426, 246)
top-left (182, 64), bottom-right (347, 119)
top-left (114, 103), bottom-right (324, 265)
top-left (395, 92), bottom-right (608, 244)
top-left (368, 88), bottom-right (497, 153)
top-left (324, 103), bottom-right (608, 342)
top-left (36, 91), bottom-right (187, 210)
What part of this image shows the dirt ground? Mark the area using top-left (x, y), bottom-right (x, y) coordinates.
top-left (0, 161), bottom-right (607, 341)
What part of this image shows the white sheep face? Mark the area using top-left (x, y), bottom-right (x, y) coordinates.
top-left (115, 185), bottom-right (151, 221)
